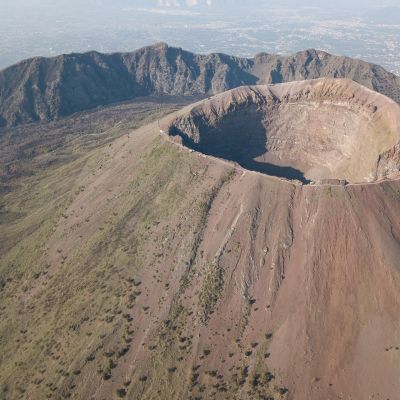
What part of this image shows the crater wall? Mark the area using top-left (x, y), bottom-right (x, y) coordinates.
top-left (167, 78), bottom-right (400, 184)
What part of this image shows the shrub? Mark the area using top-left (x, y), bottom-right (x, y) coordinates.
top-left (265, 333), bottom-right (273, 340)
top-left (116, 388), bottom-right (126, 397)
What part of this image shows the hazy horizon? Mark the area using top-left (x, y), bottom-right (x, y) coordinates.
top-left (1, 0), bottom-right (400, 74)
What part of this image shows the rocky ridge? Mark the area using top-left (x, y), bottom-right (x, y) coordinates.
top-left (1, 42), bottom-right (400, 127)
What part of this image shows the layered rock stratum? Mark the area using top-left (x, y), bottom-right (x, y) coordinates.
top-left (167, 78), bottom-right (400, 184)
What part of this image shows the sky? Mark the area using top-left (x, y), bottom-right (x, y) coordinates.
top-left (0, 0), bottom-right (399, 73)
top-left (2, 0), bottom-right (400, 12)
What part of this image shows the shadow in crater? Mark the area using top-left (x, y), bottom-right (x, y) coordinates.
top-left (241, 159), bottom-right (310, 183)
top-left (169, 106), bottom-right (310, 184)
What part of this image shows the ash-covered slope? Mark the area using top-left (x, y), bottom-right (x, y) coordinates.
top-left (168, 78), bottom-right (400, 184)
top-left (1, 80), bottom-right (400, 400)
top-left (1, 42), bottom-right (400, 127)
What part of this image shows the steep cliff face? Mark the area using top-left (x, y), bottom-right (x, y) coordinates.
top-left (1, 43), bottom-right (400, 127)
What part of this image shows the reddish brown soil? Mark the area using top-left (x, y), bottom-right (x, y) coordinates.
top-left (62, 87), bottom-right (400, 398)
top-left (2, 79), bottom-right (400, 400)
top-left (57, 81), bottom-right (400, 399)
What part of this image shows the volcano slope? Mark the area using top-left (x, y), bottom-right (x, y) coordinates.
top-left (1, 78), bottom-right (400, 400)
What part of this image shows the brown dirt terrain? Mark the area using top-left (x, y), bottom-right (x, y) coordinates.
top-left (1, 79), bottom-right (400, 400)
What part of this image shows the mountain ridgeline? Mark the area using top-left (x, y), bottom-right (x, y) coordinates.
top-left (1, 42), bottom-right (400, 127)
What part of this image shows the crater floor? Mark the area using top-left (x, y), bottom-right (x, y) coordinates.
top-left (167, 78), bottom-right (400, 184)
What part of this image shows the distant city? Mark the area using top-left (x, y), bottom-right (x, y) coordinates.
top-left (1, 1), bottom-right (399, 75)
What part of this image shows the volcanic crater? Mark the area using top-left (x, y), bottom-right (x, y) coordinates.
top-left (167, 78), bottom-right (400, 184)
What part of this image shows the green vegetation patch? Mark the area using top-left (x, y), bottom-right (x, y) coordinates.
top-left (199, 261), bottom-right (224, 324)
